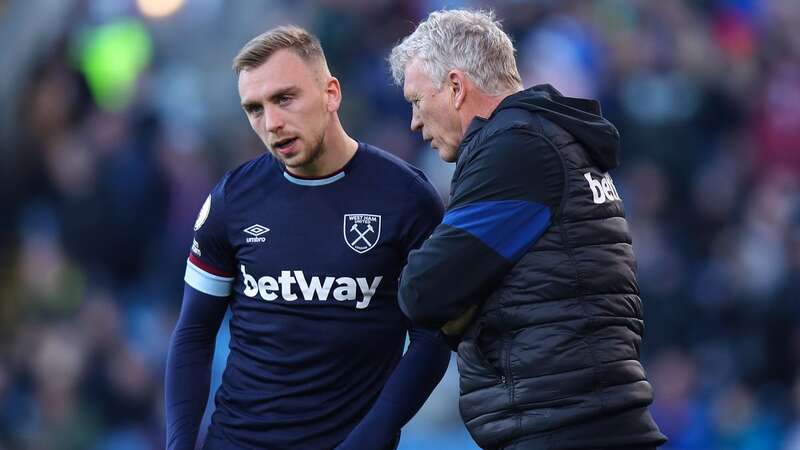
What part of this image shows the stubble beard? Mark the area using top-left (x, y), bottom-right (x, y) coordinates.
top-left (282, 129), bottom-right (326, 172)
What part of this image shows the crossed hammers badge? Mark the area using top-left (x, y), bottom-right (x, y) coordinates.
top-left (343, 214), bottom-right (381, 254)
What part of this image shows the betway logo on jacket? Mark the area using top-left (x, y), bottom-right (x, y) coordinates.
top-left (584, 172), bottom-right (621, 204)
top-left (240, 265), bottom-right (382, 309)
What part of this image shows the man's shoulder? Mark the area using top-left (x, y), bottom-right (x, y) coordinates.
top-left (357, 143), bottom-right (441, 212)
top-left (454, 109), bottom-right (566, 190)
top-left (357, 142), bottom-right (431, 187)
top-left (480, 107), bottom-right (582, 155)
top-left (217, 152), bottom-right (278, 198)
top-left (459, 109), bottom-right (544, 164)
top-left (482, 108), bottom-right (543, 140)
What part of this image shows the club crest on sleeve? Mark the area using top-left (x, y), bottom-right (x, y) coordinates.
top-left (191, 239), bottom-right (201, 256)
top-left (343, 214), bottom-right (381, 254)
top-left (194, 195), bottom-right (211, 231)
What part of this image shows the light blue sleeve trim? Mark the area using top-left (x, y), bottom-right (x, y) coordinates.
top-left (184, 259), bottom-right (234, 297)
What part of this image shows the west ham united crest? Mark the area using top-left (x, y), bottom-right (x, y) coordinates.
top-left (343, 214), bottom-right (381, 254)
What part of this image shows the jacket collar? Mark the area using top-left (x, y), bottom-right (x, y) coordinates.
top-left (464, 115), bottom-right (488, 140)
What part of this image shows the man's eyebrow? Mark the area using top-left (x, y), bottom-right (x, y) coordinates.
top-left (267, 87), bottom-right (299, 103)
top-left (240, 87), bottom-right (300, 108)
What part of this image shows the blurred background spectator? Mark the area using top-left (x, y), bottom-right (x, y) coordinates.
top-left (1, 0), bottom-right (799, 449)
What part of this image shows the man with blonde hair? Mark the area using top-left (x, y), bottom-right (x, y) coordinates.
top-left (165, 25), bottom-right (450, 450)
top-left (391, 9), bottom-right (667, 450)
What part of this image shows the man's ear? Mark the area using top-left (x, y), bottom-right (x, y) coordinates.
top-left (325, 76), bottom-right (342, 112)
top-left (448, 70), bottom-right (466, 110)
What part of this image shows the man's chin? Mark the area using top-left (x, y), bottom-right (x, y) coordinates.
top-left (438, 147), bottom-right (458, 163)
top-left (271, 149), bottom-right (302, 165)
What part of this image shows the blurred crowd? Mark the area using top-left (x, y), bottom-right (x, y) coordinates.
top-left (1, 0), bottom-right (799, 449)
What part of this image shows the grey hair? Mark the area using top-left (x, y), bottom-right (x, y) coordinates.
top-left (389, 9), bottom-right (523, 96)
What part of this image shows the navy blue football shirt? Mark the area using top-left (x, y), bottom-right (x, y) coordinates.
top-left (183, 143), bottom-right (444, 449)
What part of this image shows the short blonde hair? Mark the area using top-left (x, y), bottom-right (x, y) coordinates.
top-left (389, 9), bottom-right (522, 95)
top-left (233, 25), bottom-right (327, 75)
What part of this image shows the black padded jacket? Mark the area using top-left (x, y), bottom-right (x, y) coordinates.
top-left (399, 85), bottom-right (667, 449)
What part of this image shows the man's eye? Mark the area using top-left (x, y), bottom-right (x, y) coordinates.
top-left (245, 105), bottom-right (262, 115)
top-left (278, 96), bottom-right (292, 106)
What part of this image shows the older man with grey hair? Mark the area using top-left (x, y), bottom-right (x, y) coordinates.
top-left (391, 9), bottom-right (667, 450)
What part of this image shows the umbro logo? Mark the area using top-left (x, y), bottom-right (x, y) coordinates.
top-left (244, 224), bottom-right (269, 243)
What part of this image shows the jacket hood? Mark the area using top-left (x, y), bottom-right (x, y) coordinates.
top-left (495, 84), bottom-right (620, 171)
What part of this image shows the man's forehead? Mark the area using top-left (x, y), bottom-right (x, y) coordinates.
top-left (238, 57), bottom-right (306, 102)
top-left (402, 81), bottom-right (414, 100)
top-left (403, 59), bottom-right (428, 98)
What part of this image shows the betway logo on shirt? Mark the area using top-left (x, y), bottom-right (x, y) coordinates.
top-left (240, 265), bottom-right (382, 310)
top-left (584, 172), bottom-right (621, 204)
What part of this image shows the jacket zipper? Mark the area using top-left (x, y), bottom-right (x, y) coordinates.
top-left (496, 335), bottom-right (508, 385)
top-left (502, 337), bottom-right (514, 408)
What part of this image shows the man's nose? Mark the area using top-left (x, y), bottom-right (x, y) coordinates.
top-left (410, 111), bottom-right (422, 132)
top-left (264, 106), bottom-right (285, 133)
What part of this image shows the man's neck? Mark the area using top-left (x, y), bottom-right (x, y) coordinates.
top-left (288, 118), bottom-right (358, 178)
top-left (458, 89), bottom-right (520, 135)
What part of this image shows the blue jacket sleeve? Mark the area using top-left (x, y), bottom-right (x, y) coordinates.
top-left (398, 127), bottom-right (564, 328)
top-left (165, 284), bottom-right (228, 450)
top-left (335, 325), bottom-right (450, 449)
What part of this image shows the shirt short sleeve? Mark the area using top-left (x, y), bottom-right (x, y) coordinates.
top-left (185, 177), bottom-right (235, 297)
